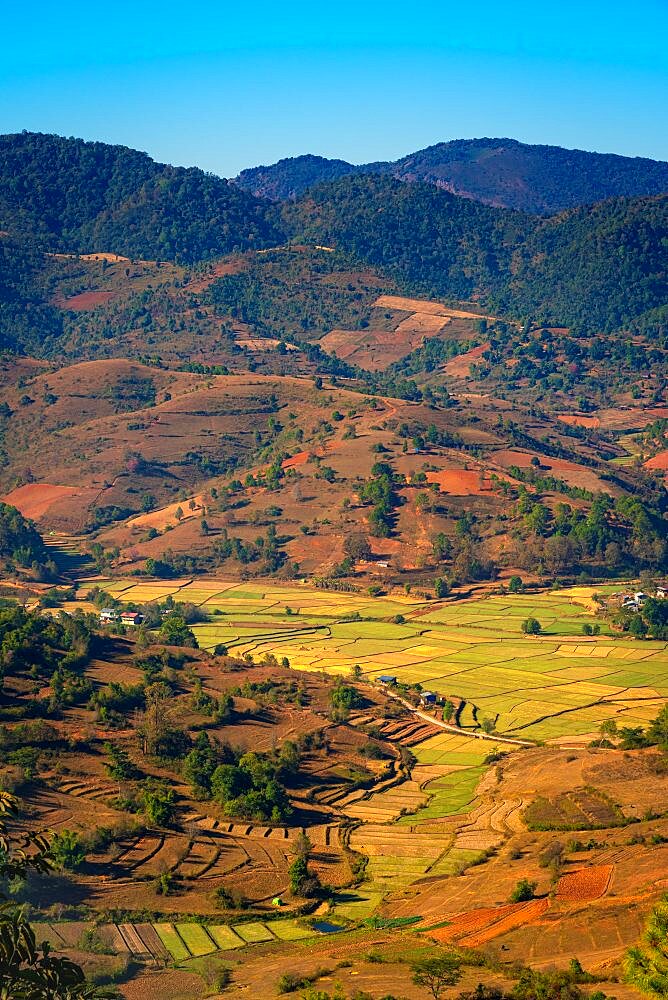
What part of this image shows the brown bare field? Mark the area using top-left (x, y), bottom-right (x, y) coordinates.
top-left (645, 450), bottom-right (668, 470)
top-left (491, 448), bottom-right (612, 493)
top-left (373, 294), bottom-right (493, 319)
top-left (56, 291), bottom-right (117, 310)
top-left (126, 495), bottom-right (205, 531)
top-left (51, 252), bottom-right (131, 263)
top-left (320, 326), bottom-right (439, 370)
top-left (2, 483), bottom-right (100, 520)
top-left (558, 414), bottom-right (601, 429)
top-left (444, 343), bottom-right (489, 377)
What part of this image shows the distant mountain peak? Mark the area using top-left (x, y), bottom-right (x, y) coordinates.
top-left (234, 137), bottom-right (668, 214)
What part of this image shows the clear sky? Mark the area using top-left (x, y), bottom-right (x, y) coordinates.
top-left (2, 0), bottom-right (667, 176)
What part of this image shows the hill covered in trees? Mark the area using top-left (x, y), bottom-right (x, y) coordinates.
top-left (0, 132), bottom-right (282, 263)
top-left (1, 133), bottom-right (667, 356)
top-left (235, 137), bottom-right (668, 214)
top-left (284, 176), bottom-right (668, 333)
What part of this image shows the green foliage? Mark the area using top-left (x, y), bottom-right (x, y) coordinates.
top-left (238, 139), bottom-right (668, 214)
top-left (329, 678), bottom-right (363, 721)
top-left (0, 606), bottom-right (94, 702)
top-left (624, 894), bottom-right (668, 998)
top-left (158, 615), bottom-right (198, 648)
top-left (140, 783), bottom-right (175, 826)
top-left (0, 792), bottom-right (109, 997)
top-left (49, 829), bottom-right (86, 872)
top-left (102, 742), bottom-right (139, 781)
top-left (210, 749), bottom-right (293, 823)
top-left (0, 132), bottom-right (281, 263)
top-left (509, 878), bottom-right (537, 902)
top-left (521, 618), bottom-right (542, 635)
top-left (0, 503), bottom-right (53, 577)
top-left (285, 173), bottom-right (668, 333)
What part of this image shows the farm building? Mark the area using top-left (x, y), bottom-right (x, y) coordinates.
top-left (99, 608), bottom-right (119, 622)
top-left (377, 675), bottom-right (398, 686)
top-left (420, 691), bottom-right (437, 705)
top-left (120, 611), bottom-right (144, 627)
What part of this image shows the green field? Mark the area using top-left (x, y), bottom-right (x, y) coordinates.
top-left (92, 578), bottom-right (668, 741)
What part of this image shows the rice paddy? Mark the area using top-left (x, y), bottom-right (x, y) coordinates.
top-left (93, 579), bottom-right (668, 741)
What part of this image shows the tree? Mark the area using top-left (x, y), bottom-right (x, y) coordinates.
top-left (49, 830), bottom-right (86, 872)
top-left (103, 742), bottom-right (138, 781)
top-left (624, 895), bottom-right (668, 998)
top-left (434, 577), bottom-right (450, 599)
top-left (288, 855), bottom-right (308, 895)
top-left (508, 575), bottom-right (524, 593)
top-left (628, 614), bottom-right (648, 639)
top-left (510, 878), bottom-right (537, 902)
top-left (342, 533), bottom-right (371, 562)
top-left (643, 598), bottom-right (668, 640)
top-left (411, 955), bottom-right (462, 999)
top-left (522, 618), bottom-right (542, 635)
top-left (141, 785), bottom-right (175, 826)
top-left (159, 615), bottom-right (198, 648)
top-left (648, 704), bottom-right (668, 752)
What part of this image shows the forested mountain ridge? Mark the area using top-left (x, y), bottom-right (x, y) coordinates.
top-left (1, 133), bottom-right (667, 355)
top-left (234, 137), bottom-right (668, 213)
top-left (284, 176), bottom-right (668, 333)
top-left (0, 132), bottom-right (282, 262)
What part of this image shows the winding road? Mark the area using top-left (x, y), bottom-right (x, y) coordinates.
top-left (383, 689), bottom-right (536, 748)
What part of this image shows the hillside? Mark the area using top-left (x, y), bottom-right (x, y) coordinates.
top-left (0, 348), bottom-right (665, 590)
top-left (0, 132), bottom-right (281, 262)
top-left (234, 137), bottom-right (668, 213)
top-left (284, 176), bottom-right (668, 332)
top-left (1, 134), bottom-right (667, 352)
top-left (0, 130), bottom-right (667, 1000)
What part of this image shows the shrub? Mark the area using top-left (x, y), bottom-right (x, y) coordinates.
top-left (509, 878), bottom-right (537, 902)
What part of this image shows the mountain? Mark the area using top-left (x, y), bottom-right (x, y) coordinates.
top-left (1, 133), bottom-right (667, 356)
top-left (235, 138), bottom-right (668, 214)
top-left (284, 175), bottom-right (668, 332)
top-left (0, 132), bottom-right (282, 262)
top-left (235, 153), bottom-right (367, 201)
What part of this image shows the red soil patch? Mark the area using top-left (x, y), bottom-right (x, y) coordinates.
top-left (429, 898), bottom-right (550, 948)
top-left (56, 291), bottom-right (116, 311)
top-left (183, 259), bottom-right (245, 294)
top-left (556, 865), bottom-right (614, 902)
top-left (3, 483), bottom-right (92, 520)
top-left (282, 451), bottom-right (309, 470)
top-left (644, 450), bottom-right (668, 471)
top-left (444, 343), bottom-right (489, 378)
top-left (425, 469), bottom-right (493, 495)
top-left (558, 414), bottom-right (601, 429)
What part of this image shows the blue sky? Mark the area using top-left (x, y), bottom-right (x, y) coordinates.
top-left (2, 0), bottom-right (667, 175)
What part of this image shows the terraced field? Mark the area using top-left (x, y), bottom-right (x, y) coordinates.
top-left (84, 579), bottom-right (668, 741)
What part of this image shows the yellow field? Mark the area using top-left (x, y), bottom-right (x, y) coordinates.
top-left (84, 578), bottom-right (668, 742)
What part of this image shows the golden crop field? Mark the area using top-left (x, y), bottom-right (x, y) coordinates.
top-left (95, 578), bottom-right (668, 741)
